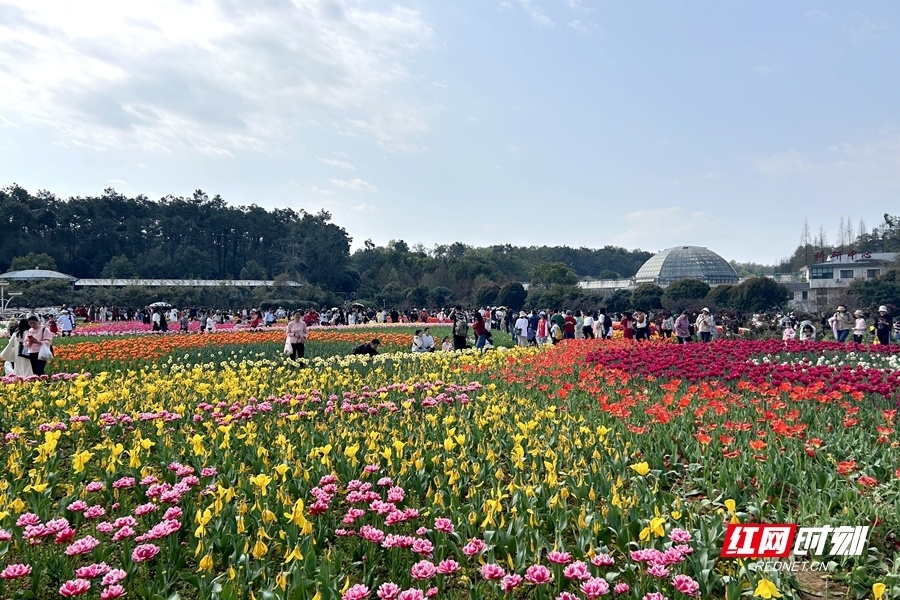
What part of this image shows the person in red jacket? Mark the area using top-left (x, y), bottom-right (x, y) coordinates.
top-left (563, 311), bottom-right (577, 340)
top-left (620, 312), bottom-right (634, 340)
top-left (473, 311), bottom-right (488, 350)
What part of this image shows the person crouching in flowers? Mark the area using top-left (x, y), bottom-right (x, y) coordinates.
top-left (352, 338), bottom-right (380, 357)
top-left (286, 310), bottom-right (308, 364)
top-left (782, 323), bottom-right (796, 342)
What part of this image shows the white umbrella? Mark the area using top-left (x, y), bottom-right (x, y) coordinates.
top-left (149, 302), bottom-right (172, 309)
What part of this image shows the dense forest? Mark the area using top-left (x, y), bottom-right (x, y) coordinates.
top-left (0, 185), bottom-right (653, 308)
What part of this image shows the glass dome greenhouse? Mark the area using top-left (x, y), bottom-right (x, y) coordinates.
top-left (633, 246), bottom-right (739, 286)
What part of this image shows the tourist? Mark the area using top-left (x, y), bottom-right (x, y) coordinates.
top-left (151, 308), bottom-right (161, 332)
top-left (620, 312), bottom-right (634, 341)
top-left (286, 310), bottom-right (308, 363)
top-left (411, 330), bottom-right (427, 353)
top-left (782, 323), bottom-right (796, 341)
top-left (58, 310), bottom-right (75, 337)
top-left (798, 320), bottom-right (816, 341)
top-left (536, 311), bottom-right (551, 346)
top-left (352, 338), bottom-right (381, 357)
top-left (633, 310), bottom-right (650, 342)
top-left (574, 310), bottom-right (584, 339)
top-left (514, 311), bottom-right (530, 348)
top-left (450, 306), bottom-right (468, 350)
top-left (582, 311), bottom-right (595, 339)
top-left (264, 309), bottom-right (276, 327)
top-left (563, 310), bottom-right (577, 340)
top-left (472, 311), bottom-right (488, 350)
top-left (660, 312), bottom-right (674, 338)
top-left (23, 315), bottom-right (53, 376)
top-left (829, 305), bottom-right (853, 342)
top-left (695, 308), bottom-right (714, 343)
top-left (441, 335), bottom-right (453, 351)
top-left (420, 328), bottom-right (435, 351)
top-left (852, 310), bottom-right (867, 344)
top-left (674, 311), bottom-right (691, 344)
top-left (180, 313), bottom-right (189, 333)
top-left (2, 319), bottom-right (33, 377)
top-left (875, 306), bottom-right (893, 346)
top-left (893, 319), bottom-right (900, 346)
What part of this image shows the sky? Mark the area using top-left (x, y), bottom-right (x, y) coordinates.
top-left (1, 1), bottom-right (898, 265)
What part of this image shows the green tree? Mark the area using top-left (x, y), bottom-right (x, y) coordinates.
top-left (531, 262), bottom-right (578, 288)
top-left (662, 279), bottom-right (711, 303)
top-left (631, 283), bottom-right (663, 310)
top-left (240, 260), bottom-right (268, 280)
top-left (731, 277), bottom-right (790, 312)
top-left (706, 284), bottom-right (735, 310)
top-left (101, 255), bottom-right (136, 279)
top-left (405, 285), bottom-right (429, 308)
top-left (496, 282), bottom-right (527, 311)
top-left (605, 289), bottom-right (633, 314)
top-left (429, 286), bottom-right (454, 308)
top-left (8, 252), bottom-right (58, 272)
top-left (473, 283), bottom-right (501, 308)
top-left (849, 268), bottom-right (900, 309)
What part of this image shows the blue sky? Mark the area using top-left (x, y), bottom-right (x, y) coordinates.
top-left (1, 1), bottom-right (898, 264)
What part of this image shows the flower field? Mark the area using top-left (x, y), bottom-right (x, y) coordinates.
top-left (0, 333), bottom-right (898, 599)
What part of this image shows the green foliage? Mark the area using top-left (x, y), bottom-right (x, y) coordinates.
top-left (428, 286), bottom-right (454, 308)
top-left (496, 282), bottom-right (527, 311)
top-left (405, 285), bottom-right (429, 308)
top-left (730, 277), bottom-right (790, 312)
top-left (630, 283), bottom-right (663, 310)
top-left (9, 279), bottom-right (71, 307)
top-left (240, 260), bottom-right (268, 280)
top-left (531, 262), bottom-right (578, 288)
top-left (662, 279), bottom-right (711, 303)
top-left (604, 289), bottom-right (633, 314)
top-left (849, 268), bottom-right (900, 309)
top-left (705, 284), bottom-right (735, 311)
top-left (8, 252), bottom-right (57, 271)
top-left (473, 283), bottom-right (501, 308)
top-left (0, 186), bottom-right (356, 290)
top-left (101, 255), bottom-right (136, 279)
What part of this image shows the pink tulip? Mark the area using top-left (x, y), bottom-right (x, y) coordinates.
top-left (671, 575), bottom-right (700, 597)
top-left (669, 528), bottom-right (692, 543)
top-left (563, 560), bottom-right (591, 580)
top-left (524, 564), bottom-right (553, 585)
top-left (101, 585), bottom-right (126, 600)
top-left (410, 560), bottom-right (437, 580)
top-left (377, 582), bottom-right (401, 600)
top-left (397, 591), bottom-right (425, 600)
top-left (0, 563), bottom-right (32, 579)
top-left (343, 584), bottom-right (371, 600)
top-left (131, 543), bottom-right (161, 562)
top-left (547, 550), bottom-right (572, 564)
top-left (59, 578), bottom-right (92, 596)
top-left (436, 559), bottom-right (460, 574)
top-left (581, 577), bottom-right (610, 598)
top-left (591, 553), bottom-right (615, 567)
top-left (479, 563), bottom-right (506, 580)
top-left (461, 538), bottom-right (486, 556)
top-left (433, 518), bottom-right (454, 533)
top-left (614, 583), bottom-right (630, 595)
top-left (501, 574), bottom-right (523, 592)
top-left (65, 536), bottom-right (100, 556)
top-left (557, 593), bottom-right (579, 600)
top-left (75, 563), bottom-right (110, 579)
top-left (101, 569), bottom-right (127, 587)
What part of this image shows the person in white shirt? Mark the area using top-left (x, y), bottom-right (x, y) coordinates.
top-left (411, 330), bottom-right (427, 353)
top-left (420, 327), bottom-right (435, 352)
top-left (582, 312), bottom-right (594, 339)
top-left (852, 310), bottom-right (867, 344)
top-left (58, 312), bottom-right (75, 336)
top-left (514, 311), bottom-right (530, 348)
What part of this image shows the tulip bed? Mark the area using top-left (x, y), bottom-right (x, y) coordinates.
top-left (0, 336), bottom-right (898, 600)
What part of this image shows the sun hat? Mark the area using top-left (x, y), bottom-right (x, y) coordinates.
top-left (519, 311), bottom-right (526, 317)
top-left (854, 309), bottom-right (864, 316)
top-left (837, 305), bottom-right (847, 312)
top-left (701, 307), bottom-right (710, 313)
top-left (879, 305), bottom-right (888, 313)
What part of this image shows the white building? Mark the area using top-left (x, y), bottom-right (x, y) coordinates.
top-left (789, 251), bottom-right (897, 310)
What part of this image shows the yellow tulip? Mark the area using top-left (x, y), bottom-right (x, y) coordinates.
top-left (873, 583), bottom-right (886, 600)
top-left (753, 578), bottom-right (783, 599)
top-left (198, 554), bottom-right (214, 572)
top-left (249, 473), bottom-right (272, 496)
top-left (251, 537), bottom-right (268, 559)
top-left (72, 450), bottom-right (93, 474)
top-left (630, 462), bottom-right (650, 476)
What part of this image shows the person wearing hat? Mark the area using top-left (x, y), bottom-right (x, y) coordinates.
top-left (852, 310), bottom-right (867, 344)
top-left (536, 311), bottom-right (551, 346)
top-left (874, 306), bottom-right (893, 346)
top-left (449, 306), bottom-right (469, 350)
top-left (828, 305), bottom-right (853, 342)
top-left (695, 308), bottom-right (714, 343)
top-left (514, 311), bottom-right (530, 347)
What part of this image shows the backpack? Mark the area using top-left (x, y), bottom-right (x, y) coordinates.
top-left (454, 316), bottom-right (469, 337)
top-left (552, 324), bottom-right (563, 341)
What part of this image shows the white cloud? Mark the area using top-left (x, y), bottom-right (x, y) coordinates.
top-left (345, 104), bottom-right (430, 153)
top-left (806, 10), bottom-right (828, 19)
top-left (351, 202), bottom-right (378, 213)
top-left (756, 150), bottom-right (818, 175)
top-left (106, 178), bottom-right (127, 186)
top-left (568, 20), bottom-right (598, 33)
top-left (611, 208), bottom-right (720, 253)
top-left (0, 0), bottom-right (435, 154)
top-left (756, 131), bottom-right (900, 184)
top-left (848, 16), bottom-right (886, 44)
top-left (500, 0), bottom-right (556, 27)
top-left (317, 157), bottom-right (356, 170)
top-left (330, 178), bottom-right (379, 193)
